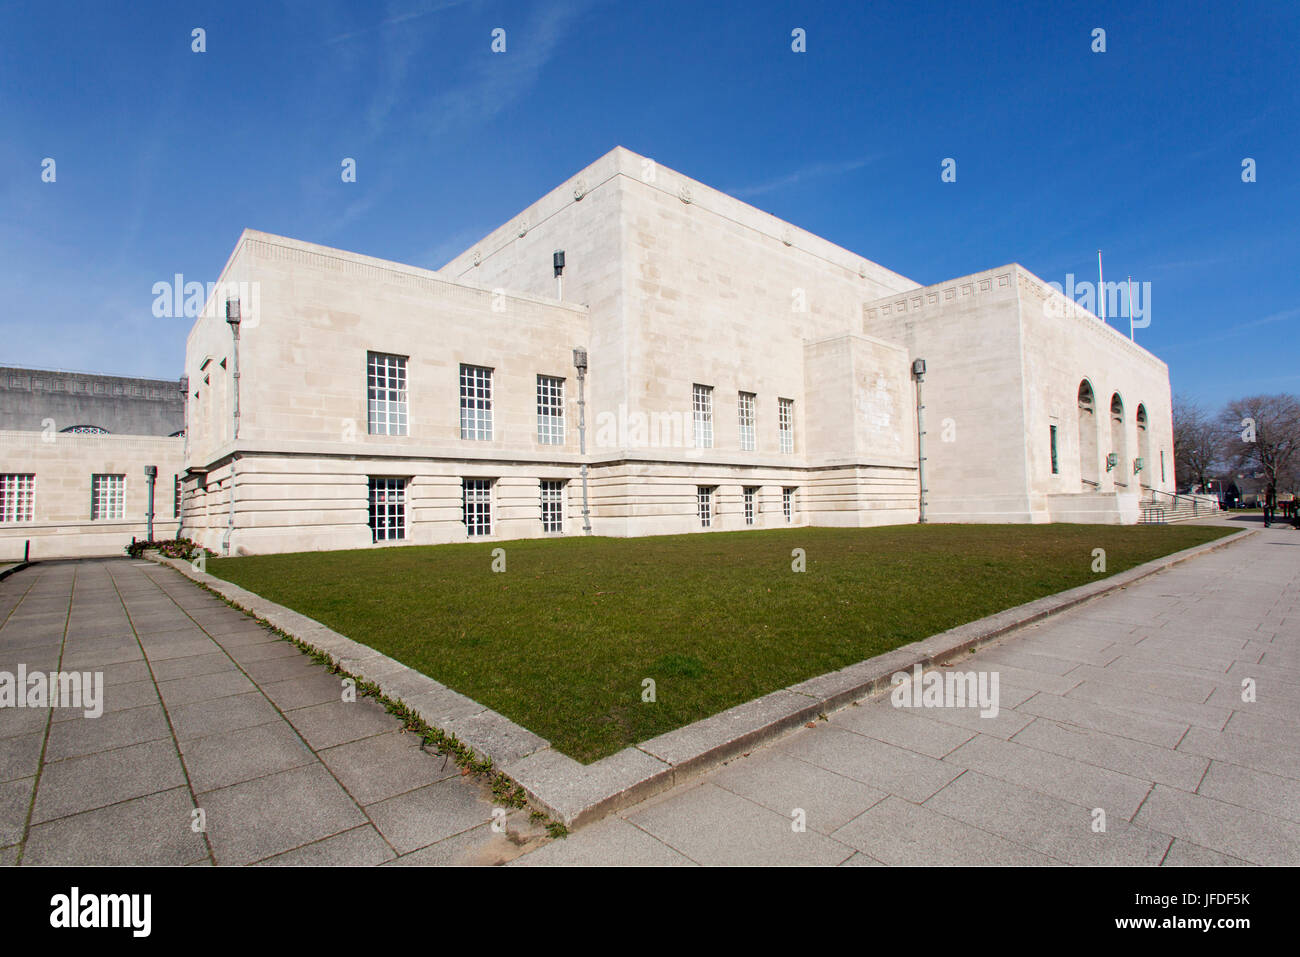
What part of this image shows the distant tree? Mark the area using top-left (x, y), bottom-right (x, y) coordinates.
top-left (1220, 394), bottom-right (1300, 498)
top-left (1172, 396), bottom-right (1222, 491)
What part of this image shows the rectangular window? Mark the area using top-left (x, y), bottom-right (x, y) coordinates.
top-left (738, 392), bottom-right (756, 451)
top-left (783, 487), bottom-right (795, 523)
top-left (173, 475), bottom-right (181, 518)
top-left (1161, 449), bottom-right (1166, 483)
top-left (460, 365), bottom-right (493, 441)
top-left (541, 480), bottom-right (564, 533)
top-left (0, 474), bottom-right (35, 523)
top-left (1050, 425), bottom-right (1059, 474)
top-left (693, 384), bottom-right (714, 449)
top-left (91, 474), bottom-right (125, 520)
top-left (367, 352), bottom-right (408, 436)
top-left (463, 479), bottom-right (493, 536)
top-left (368, 478), bottom-right (407, 542)
top-left (537, 375), bottom-right (565, 445)
top-left (697, 486), bottom-right (713, 528)
top-left (778, 398), bottom-right (794, 454)
top-left (743, 486), bottom-right (757, 525)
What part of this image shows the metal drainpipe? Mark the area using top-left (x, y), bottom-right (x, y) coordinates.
top-left (913, 358), bottom-right (928, 523)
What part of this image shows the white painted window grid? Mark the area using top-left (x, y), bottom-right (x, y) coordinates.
top-left (697, 485), bottom-right (713, 528)
top-left (778, 398), bottom-right (794, 453)
top-left (738, 392), bottom-right (756, 451)
top-left (368, 477), bottom-right (407, 541)
top-left (693, 384), bottom-right (713, 449)
top-left (463, 478), bottom-right (493, 536)
top-left (460, 365), bottom-right (493, 441)
top-left (541, 480), bottom-right (564, 532)
top-left (0, 474), bottom-right (35, 523)
top-left (91, 473), bottom-right (125, 520)
top-left (783, 487), bottom-right (795, 522)
top-left (743, 486), bottom-right (757, 525)
top-left (537, 375), bottom-right (565, 445)
top-left (367, 352), bottom-right (408, 436)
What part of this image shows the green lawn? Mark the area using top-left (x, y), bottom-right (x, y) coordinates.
top-left (207, 523), bottom-right (1233, 762)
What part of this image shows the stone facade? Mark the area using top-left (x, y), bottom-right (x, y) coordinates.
top-left (1, 147), bottom-right (1177, 558)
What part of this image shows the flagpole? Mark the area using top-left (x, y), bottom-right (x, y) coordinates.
top-left (1127, 275), bottom-right (1134, 340)
top-left (1097, 249), bottom-right (1105, 323)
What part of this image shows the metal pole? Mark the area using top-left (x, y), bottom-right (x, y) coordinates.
top-left (1097, 249), bottom-right (1105, 323)
top-left (914, 360), bottom-right (928, 524)
top-left (1127, 275), bottom-right (1134, 341)
top-left (144, 465), bottom-right (157, 541)
top-left (578, 367), bottom-right (591, 534)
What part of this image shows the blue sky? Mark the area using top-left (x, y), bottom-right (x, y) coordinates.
top-left (1, 0), bottom-right (1295, 410)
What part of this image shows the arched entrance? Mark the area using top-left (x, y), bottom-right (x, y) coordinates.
top-left (1077, 380), bottom-right (1099, 488)
top-left (1110, 393), bottom-right (1127, 489)
top-left (1136, 404), bottom-right (1151, 489)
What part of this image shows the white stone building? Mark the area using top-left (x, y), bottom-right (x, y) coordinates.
top-left (165, 147), bottom-right (1175, 555)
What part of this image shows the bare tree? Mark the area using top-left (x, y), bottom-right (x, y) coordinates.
top-left (1220, 394), bottom-right (1300, 498)
top-left (1172, 395), bottom-right (1222, 491)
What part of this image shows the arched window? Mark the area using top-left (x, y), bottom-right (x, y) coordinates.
top-left (60, 425), bottom-right (109, 435)
top-left (1077, 380), bottom-right (1098, 487)
top-left (169, 429), bottom-right (186, 438)
top-left (1110, 393), bottom-right (1128, 487)
top-left (1135, 405), bottom-right (1151, 489)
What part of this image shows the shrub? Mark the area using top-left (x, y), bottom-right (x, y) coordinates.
top-left (125, 538), bottom-right (212, 561)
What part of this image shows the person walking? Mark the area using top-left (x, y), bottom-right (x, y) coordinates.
top-left (1263, 486), bottom-right (1276, 527)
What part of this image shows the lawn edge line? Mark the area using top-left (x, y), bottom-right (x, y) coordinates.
top-left (142, 552), bottom-right (569, 840)
top-left (148, 526), bottom-right (1250, 831)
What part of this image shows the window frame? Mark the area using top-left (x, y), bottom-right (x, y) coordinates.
top-left (778, 398), bottom-right (795, 454)
top-left (90, 473), bottom-right (126, 521)
top-left (0, 473), bottom-right (35, 523)
top-left (536, 375), bottom-right (565, 446)
top-left (697, 485), bottom-right (714, 528)
top-left (463, 478), bottom-right (493, 536)
top-left (459, 364), bottom-right (494, 441)
top-left (367, 477), bottom-right (408, 542)
top-left (540, 479), bottom-right (565, 533)
top-left (738, 392), bottom-right (756, 452)
top-left (366, 352), bottom-right (409, 437)
top-left (693, 384), bottom-right (714, 449)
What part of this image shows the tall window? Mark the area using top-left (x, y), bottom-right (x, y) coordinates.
top-left (778, 398), bottom-right (794, 454)
top-left (537, 375), bottom-right (565, 445)
top-left (173, 475), bottom-right (181, 518)
top-left (743, 486), bottom-right (757, 525)
top-left (367, 352), bottom-right (408, 436)
top-left (738, 392), bottom-right (756, 451)
top-left (460, 365), bottom-right (493, 440)
top-left (693, 384), bottom-right (713, 449)
top-left (782, 487), bottom-right (796, 523)
top-left (541, 480), bottom-right (564, 532)
top-left (697, 486), bottom-right (713, 527)
top-left (463, 479), bottom-right (493, 536)
top-left (1049, 425), bottom-right (1059, 474)
top-left (0, 474), bottom-right (35, 523)
top-left (368, 478), bottom-right (407, 541)
top-left (91, 474), bottom-right (125, 520)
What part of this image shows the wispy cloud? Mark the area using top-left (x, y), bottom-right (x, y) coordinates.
top-left (730, 156), bottom-right (880, 199)
top-left (1163, 306), bottom-right (1300, 351)
top-left (323, 0), bottom-right (472, 46)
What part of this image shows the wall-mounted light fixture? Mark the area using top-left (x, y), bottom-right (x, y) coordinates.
top-left (1106, 453), bottom-right (1119, 472)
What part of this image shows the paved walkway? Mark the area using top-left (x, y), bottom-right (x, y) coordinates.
top-left (0, 559), bottom-right (545, 865)
top-left (517, 517), bottom-right (1300, 865)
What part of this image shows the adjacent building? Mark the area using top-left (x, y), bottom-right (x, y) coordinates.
top-left (0, 366), bottom-right (186, 559)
